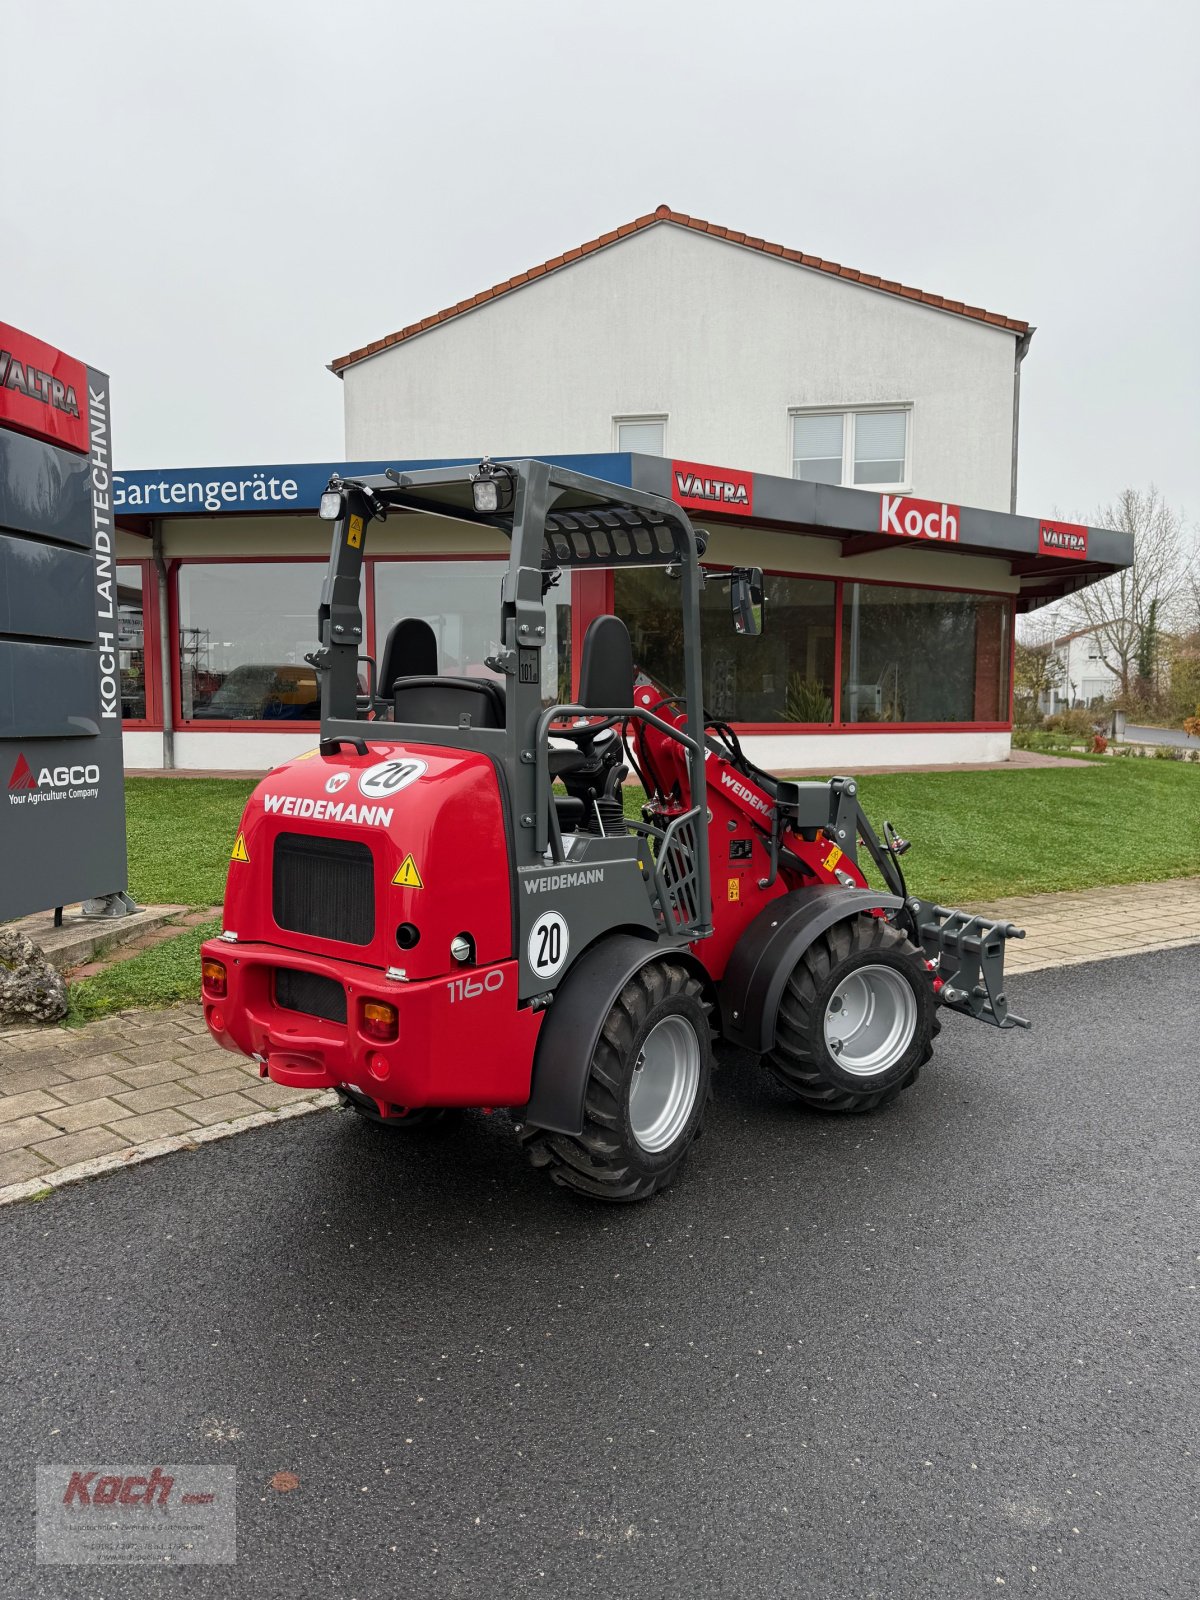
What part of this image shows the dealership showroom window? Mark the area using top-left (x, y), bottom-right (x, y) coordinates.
top-left (116, 543), bottom-right (1010, 735)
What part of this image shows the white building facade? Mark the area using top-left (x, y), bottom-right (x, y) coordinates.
top-left (1041, 625), bottom-right (1120, 713)
top-left (338, 208), bottom-right (1029, 515)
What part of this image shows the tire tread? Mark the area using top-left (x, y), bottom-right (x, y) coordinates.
top-left (519, 961), bottom-right (712, 1202)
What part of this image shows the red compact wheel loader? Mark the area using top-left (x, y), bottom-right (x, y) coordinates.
top-left (202, 459), bottom-right (1027, 1201)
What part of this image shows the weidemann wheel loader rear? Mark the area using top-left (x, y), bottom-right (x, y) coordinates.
top-left (201, 459), bottom-right (1027, 1200)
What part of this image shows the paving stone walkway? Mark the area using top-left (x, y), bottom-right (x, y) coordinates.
top-left (0, 1009), bottom-right (325, 1191)
top-left (2, 875), bottom-right (1199, 1199)
top-left (971, 876), bottom-right (1200, 974)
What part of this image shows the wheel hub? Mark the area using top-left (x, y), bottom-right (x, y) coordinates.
top-left (822, 963), bottom-right (917, 1077)
top-left (629, 1014), bottom-right (702, 1153)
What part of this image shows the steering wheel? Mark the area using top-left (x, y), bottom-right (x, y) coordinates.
top-left (546, 713), bottom-right (623, 746)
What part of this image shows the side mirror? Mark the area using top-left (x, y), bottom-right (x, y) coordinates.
top-left (731, 568), bottom-right (765, 636)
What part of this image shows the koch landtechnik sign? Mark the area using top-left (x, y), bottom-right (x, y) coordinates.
top-left (0, 320), bottom-right (129, 919)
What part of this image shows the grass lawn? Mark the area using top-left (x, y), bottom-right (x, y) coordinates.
top-left (66, 761), bottom-right (1199, 1023)
top-left (850, 762), bottom-right (1200, 902)
top-left (67, 920), bottom-right (219, 1026)
top-left (65, 777), bottom-right (253, 1025)
top-left (124, 777), bottom-right (257, 907)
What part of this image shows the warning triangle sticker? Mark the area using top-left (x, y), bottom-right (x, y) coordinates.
top-left (392, 854), bottom-right (423, 889)
top-left (230, 833), bottom-right (251, 864)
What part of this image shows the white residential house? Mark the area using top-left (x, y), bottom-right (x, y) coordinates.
top-left (335, 205), bottom-right (1032, 515)
top-left (1041, 625), bottom-right (1120, 713)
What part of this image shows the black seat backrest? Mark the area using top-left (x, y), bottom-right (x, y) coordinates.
top-left (579, 615), bottom-right (634, 710)
top-left (393, 675), bottom-right (506, 730)
top-left (379, 617), bottom-right (438, 693)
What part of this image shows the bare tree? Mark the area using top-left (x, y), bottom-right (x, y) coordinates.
top-left (1013, 634), bottom-right (1064, 719)
top-left (1183, 529), bottom-right (1200, 635)
top-left (1068, 486), bottom-right (1188, 701)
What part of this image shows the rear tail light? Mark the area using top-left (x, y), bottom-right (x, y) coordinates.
top-left (361, 999), bottom-right (399, 1043)
top-left (202, 958), bottom-right (228, 997)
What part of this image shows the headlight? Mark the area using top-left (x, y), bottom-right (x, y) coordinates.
top-left (472, 479), bottom-right (500, 514)
top-left (319, 490), bottom-right (343, 520)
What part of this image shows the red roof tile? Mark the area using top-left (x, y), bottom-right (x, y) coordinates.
top-left (330, 205), bottom-right (1030, 373)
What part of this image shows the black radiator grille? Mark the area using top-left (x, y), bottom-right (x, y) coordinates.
top-left (273, 832), bottom-right (375, 945)
top-left (274, 966), bottom-right (347, 1024)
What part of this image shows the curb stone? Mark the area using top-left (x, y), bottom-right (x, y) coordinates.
top-left (0, 1092), bottom-right (338, 1206)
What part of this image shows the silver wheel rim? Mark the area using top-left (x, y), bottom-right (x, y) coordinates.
top-left (823, 963), bottom-right (917, 1077)
top-left (629, 1014), bottom-right (702, 1154)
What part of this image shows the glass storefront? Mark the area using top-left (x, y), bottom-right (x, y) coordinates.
top-left (841, 584), bottom-right (1011, 723)
top-left (374, 559), bottom-right (572, 706)
top-left (138, 558), bottom-right (1010, 731)
top-left (617, 569), bottom-right (838, 723)
top-left (116, 565), bottom-right (149, 721)
top-left (177, 563), bottom-right (341, 722)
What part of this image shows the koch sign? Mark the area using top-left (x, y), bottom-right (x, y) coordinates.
top-left (0, 319), bottom-right (129, 920)
top-left (879, 494), bottom-right (960, 543)
top-left (1039, 519), bottom-right (1088, 560)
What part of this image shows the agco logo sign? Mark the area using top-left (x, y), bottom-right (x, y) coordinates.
top-left (879, 494), bottom-right (960, 543)
top-left (670, 458), bottom-right (754, 516)
top-left (6, 753), bottom-right (101, 807)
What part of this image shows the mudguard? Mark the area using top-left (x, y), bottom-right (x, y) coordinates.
top-left (718, 885), bottom-right (904, 1054)
top-left (522, 933), bottom-right (708, 1136)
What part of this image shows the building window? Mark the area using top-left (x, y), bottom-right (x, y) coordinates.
top-left (791, 408), bottom-right (910, 490)
top-left (615, 417), bottom-right (666, 455)
top-left (177, 562), bottom-right (338, 722)
top-left (615, 568), bottom-right (837, 723)
top-left (374, 559), bottom-right (572, 705)
top-left (117, 565), bottom-right (149, 722)
top-left (841, 583), bottom-right (1010, 723)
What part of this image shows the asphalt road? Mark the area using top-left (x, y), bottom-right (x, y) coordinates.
top-left (1124, 724), bottom-right (1200, 749)
top-left (1, 950), bottom-right (1197, 1599)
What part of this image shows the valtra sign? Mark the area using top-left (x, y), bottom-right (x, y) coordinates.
top-left (1039, 519), bottom-right (1088, 560)
top-left (671, 459), bottom-right (754, 516)
top-left (879, 494), bottom-right (960, 543)
top-left (0, 322), bottom-right (88, 453)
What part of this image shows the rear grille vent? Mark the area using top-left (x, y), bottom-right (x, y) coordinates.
top-left (275, 967), bottom-right (347, 1024)
top-left (273, 832), bottom-right (375, 945)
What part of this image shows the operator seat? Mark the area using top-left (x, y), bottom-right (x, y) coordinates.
top-left (579, 614), bottom-right (634, 710)
top-left (378, 615), bottom-right (506, 729)
top-left (378, 617), bottom-right (438, 695)
top-left (550, 615), bottom-right (634, 833)
top-left (393, 675), bottom-right (505, 729)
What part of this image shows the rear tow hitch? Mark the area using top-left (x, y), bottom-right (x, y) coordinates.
top-left (909, 901), bottom-right (1031, 1030)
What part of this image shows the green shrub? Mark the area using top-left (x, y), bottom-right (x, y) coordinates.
top-left (1044, 709), bottom-right (1099, 737)
top-left (784, 674), bottom-right (833, 723)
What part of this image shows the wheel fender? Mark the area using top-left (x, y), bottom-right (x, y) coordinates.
top-left (523, 935), bottom-right (708, 1137)
top-left (718, 886), bottom-right (904, 1055)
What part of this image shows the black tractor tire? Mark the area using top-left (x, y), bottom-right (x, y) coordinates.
top-left (518, 960), bottom-right (713, 1203)
top-left (766, 913), bottom-right (934, 1113)
top-left (334, 1088), bottom-right (452, 1131)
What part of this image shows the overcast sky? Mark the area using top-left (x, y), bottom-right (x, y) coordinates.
top-left (4, 0), bottom-right (1197, 529)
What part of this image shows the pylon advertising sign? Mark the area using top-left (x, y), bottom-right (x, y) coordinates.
top-left (1, 320), bottom-right (129, 919)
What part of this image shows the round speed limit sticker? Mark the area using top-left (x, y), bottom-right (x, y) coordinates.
top-left (527, 911), bottom-right (569, 979)
top-left (357, 758), bottom-right (427, 799)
